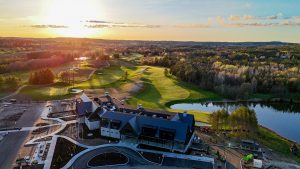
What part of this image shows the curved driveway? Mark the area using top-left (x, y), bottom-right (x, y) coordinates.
top-left (69, 146), bottom-right (153, 169)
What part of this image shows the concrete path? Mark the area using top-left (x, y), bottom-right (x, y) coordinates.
top-left (25, 103), bottom-right (76, 146)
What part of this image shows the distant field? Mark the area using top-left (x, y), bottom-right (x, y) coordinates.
top-left (0, 60), bottom-right (87, 85)
top-left (121, 53), bottom-right (143, 63)
top-left (18, 64), bottom-right (128, 100)
top-left (15, 61), bottom-right (220, 122)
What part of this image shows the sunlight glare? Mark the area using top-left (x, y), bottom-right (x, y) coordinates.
top-left (43, 0), bottom-right (103, 37)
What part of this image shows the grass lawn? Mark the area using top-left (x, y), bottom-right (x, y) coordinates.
top-left (127, 66), bottom-right (221, 122)
top-left (0, 60), bottom-right (91, 84)
top-left (74, 66), bottom-right (124, 89)
top-left (19, 65), bottom-right (132, 100)
top-left (256, 127), bottom-right (300, 162)
top-left (20, 83), bottom-right (75, 100)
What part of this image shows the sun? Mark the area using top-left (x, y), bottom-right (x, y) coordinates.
top-left (41, 0), bottom-right (103, 37)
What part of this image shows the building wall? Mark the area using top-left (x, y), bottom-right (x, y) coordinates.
top-left (84, 117), bottom-right (100, 130)
top-left (92, 102), bottom-right (98, 112)
top-left (100, 127), bottom-right (120, 139)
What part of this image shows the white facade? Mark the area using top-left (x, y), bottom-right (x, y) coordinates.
top-left (100, 127), bottom-right (120, 139)
top-left (84, 117), bottom-right (100, 130)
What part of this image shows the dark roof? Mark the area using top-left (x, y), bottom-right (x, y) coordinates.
top-left (134, 115), bottom-right (190, 142)
top-left (76, 101), bottom-right (92, 116)
top-left (99, 111), bottom-right (192, 142)
top-left (171, 113), bottom-right (195, 130)
top-left (100, 111), bottom-right (135, 130)
top-left (86, 111), bottom-right (100, 121)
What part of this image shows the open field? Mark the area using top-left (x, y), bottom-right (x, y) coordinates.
top-left (1, 60), bottom-right (91, 85)
top-left (19, 83), bottom-right (74, 100)
top-left (74, 66), bottom-right (124, 89)
top-left (1, 60), bottom-right (95, 100)
top-left (14, 60), bottom-right (220, 122)
top-left (126, 66), bottom-right (221, 122)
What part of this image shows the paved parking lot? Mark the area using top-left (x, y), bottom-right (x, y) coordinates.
top-left (0, 102), bottom-right (45, 169)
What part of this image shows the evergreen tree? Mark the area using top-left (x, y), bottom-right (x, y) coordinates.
top-left (29, 69), bottom-right (55, 85)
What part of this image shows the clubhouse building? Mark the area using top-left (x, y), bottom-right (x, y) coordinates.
top-left (76, 93), bottom-right (196, 153)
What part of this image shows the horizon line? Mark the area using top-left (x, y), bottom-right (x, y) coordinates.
top-left (0, 36), bottom-right (298, 44)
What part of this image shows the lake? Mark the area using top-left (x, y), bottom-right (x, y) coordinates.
top-left (171, 101), bottom-right (300, 143)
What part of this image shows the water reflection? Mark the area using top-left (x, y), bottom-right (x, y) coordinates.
top-left (171, 101), bottom-right (300, 143)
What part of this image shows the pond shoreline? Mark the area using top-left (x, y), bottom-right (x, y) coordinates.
top-left (259, 125), bottom-right (299, 146)
top-left (165, 97), bottom-right (300, 108)
top-left (170, 99), bottom-right (300, 144)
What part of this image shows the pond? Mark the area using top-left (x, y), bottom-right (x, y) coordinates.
top-left (171, 101), bottom-right (300, 143)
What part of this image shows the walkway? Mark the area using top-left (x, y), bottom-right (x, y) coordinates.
top-left (25, 102), bottom-right (76, 146)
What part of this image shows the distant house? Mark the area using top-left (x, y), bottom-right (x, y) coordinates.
top-left (76, 93), bottom-right (195, 153)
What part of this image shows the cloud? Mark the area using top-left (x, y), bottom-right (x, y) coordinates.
top-left (265, 15), bottom-right (279, 20)
top-left (216, 16), bottom-right (225, 25)
top-left (293, 16), bottom-right (300, 24)
top-left (281, 20), bottom-right (300, 26)
top-left (31, 25), bottom-right (68, 28)
top-left (228, 13), bottom-right (285, 22)
top-left (84, 20), bottom-right (109, 24)
top-left (84, 21), bottom-right (161, 29)
top-left (231, 22), bottom-right (278, 27)
top-left (243, 15), bottom-right (254, 20)
top-left (173, 23), bottom-right (210, 28)
top-left (228, 15), bottom-right (241, 22)
top-left (229, 20), bottom-right (300, 27)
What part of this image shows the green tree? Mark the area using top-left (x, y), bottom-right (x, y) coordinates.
top-left (29, 69), bottom-right (55, 85)
top-left (123, 71), bottom-right (128, 81)
top-left (230, 106), bottom-right (258, 132)
top-left (4, 76), bottom-right (20, 89)
top-left (0, 76), bottom-right (3, 86)
top-left (209, 109), bottom-right (228, 131)
top-left (164, 68), bottom-right (169, 77)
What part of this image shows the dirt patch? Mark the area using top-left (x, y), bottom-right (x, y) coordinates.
top-left (0, 113), bottom-right (23, 128)
top-left (127, 81), bottom-right (144, 94)
top-left (2, 112), bottom-right (23, 121)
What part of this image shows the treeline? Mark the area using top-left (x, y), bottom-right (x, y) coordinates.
top-left (0, 52), bottom-right (75, 74)
top-left (209, 107), bottom-right (258, 133)
top-left (29, 69), bottom-right (55, 85)
top-left (0, 76), bottom-right (21, 89)
top-left (59, 70), bottom-right (74, 84)
top-left (142, 55), bottom-right (300, 99)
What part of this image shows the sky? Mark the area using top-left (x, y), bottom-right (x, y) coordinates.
top-left (0, 0), bottom-right (300, 42)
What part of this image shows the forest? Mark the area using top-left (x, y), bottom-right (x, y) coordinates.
top-left (142, 44), bottom-right (300, 100)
